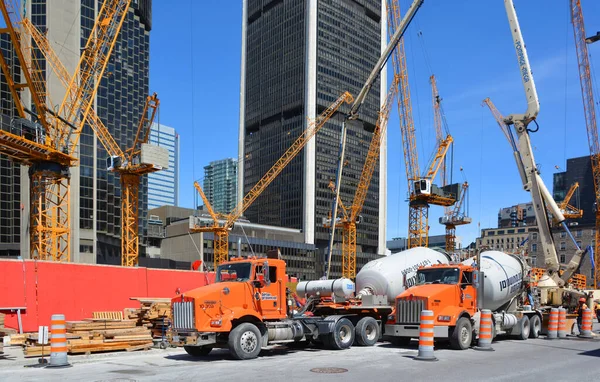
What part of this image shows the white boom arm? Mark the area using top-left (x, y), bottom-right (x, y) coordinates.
top-left (503, 0), bottom-right (585, 287)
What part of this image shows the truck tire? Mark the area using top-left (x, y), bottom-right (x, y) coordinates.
top-left (355, 317), bottom-right (379, 346)
top-left (228, 323), bottom-right (262, 360)
top-left (450, 317), bottom-right (472, 350)
top-left (516, 316), bottom-right (530, 340)
top-left (327, 318), bottom-right (355, 350)
top-left (184, 346), bottom-right (212, 357)
top-left (529, 315), bottom-right (541, 338)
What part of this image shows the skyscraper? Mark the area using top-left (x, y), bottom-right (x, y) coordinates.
top-left (204, 158), bottom-right (238, 214)
top-left (238, 0), bottom-right (387, 274)
top-left (19, 0), bottom-right (152, 264)
top-left (148, 122), bottom-right (179, 210)
top-left (553, 156), bottom-right (595, 226)
top-left (0, 33), bottom-right (21, 258)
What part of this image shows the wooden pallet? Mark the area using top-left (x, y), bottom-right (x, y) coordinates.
top-left (92, 311), bottom-right (124, 320)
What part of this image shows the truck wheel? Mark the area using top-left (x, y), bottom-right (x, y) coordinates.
top-left (516, 316), bottom-right (530, 340)
top-left (355, 317), bottom-right (380, 346)
top-left (529, 315), bottom-right (541, 338)
top-left (228, 323), bottom-right (262, 360)
top-left (184, 346), bottom-right (212, 357)
top-left (450, 317), bottom-right (472, 350)
top-left (327, 318), bottom-right (355, 350)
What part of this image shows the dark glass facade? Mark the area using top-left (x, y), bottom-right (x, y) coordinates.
top-left (553, 156), bottom-right (595, 226)
top-left (0, 33), bottom-right (21, 257)
top-left (242, 0), bottom-right (383, 276)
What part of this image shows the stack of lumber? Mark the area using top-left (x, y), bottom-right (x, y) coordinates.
top-left (126, 298), bottom-right (172, 339)
top-left (0, 313), bottom-right (17, 336)
top-left (22, 318), bottom-right (153, 357)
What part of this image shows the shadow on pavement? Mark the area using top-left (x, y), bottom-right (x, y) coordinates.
top-left (578, 348), bottom-right (600, 357)
top-left (164, 344), bottom-right (321, 363)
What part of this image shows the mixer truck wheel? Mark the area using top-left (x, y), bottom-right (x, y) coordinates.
top-left (184, 346), bottom-right (212, 357)
top-left (228, 323), bottom-right (262, 360)
top-left (355, 317), bottom-right (380, 346)
top-left (529, 315), bottom-right (541, 338)
top-left (516, 316), bottom-right (530, 340)
top-left (450, 317), bottom-right (472, 350)
top-left (327, 318), bottom-right (355, 350)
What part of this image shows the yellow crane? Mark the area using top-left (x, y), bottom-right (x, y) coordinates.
top-left (388, 0), bottom-right (455, 250)
top-left (0, 0), bottom-right (130, 261)
top-left (557, 182), bottom-right (583, 221)
top-left (571, 0), bottom-right (600, 288)
top-left (193, 92), bottom-right (353, 270)
top-left (22, 17), bottom-right (164, 267)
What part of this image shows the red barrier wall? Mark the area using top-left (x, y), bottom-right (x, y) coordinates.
top-left (0, 259), bottom-right (214, 332)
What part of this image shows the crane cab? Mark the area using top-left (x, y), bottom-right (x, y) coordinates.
top-left (414, 179), bottom-right (431, 196)
top-left (107, 155), bottom-right (122, 171)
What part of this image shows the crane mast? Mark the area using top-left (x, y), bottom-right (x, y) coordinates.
top-left (570, 0), bottom-right (600, 288)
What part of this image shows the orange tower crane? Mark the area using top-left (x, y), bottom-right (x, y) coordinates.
top-left (193, 92), bottom-right (353, 270)
top-left (571, 0), bottom-right (600, 288)
top-left (0, 0), bottom-right (130, 261)
top-left (388, 0), bottom-right (455, 249)
top-left (22, 17), bottom-right (164, 267)
top-left (558, 182), bottom-right (583, 221)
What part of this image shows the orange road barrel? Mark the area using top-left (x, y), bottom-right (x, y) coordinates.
top-left (547, 308), bottom-right (558, 340)
top-left (557, 308), bottom-right (567, 339)
top-left (578, 309), bottom-right (593, 339)
top-left (48, 314), bottom-right (70, 367)
top-left (474, 309), bottom-right (494, 351)
top-left (414, 310), bottom-right (437, 361)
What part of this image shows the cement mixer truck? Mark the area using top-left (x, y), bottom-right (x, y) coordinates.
top-left (386, 250), bottom-right (543, 349)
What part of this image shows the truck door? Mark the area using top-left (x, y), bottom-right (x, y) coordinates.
top-left (460, 271), bottom-right (476, 313)
top-left (255, 262), bottom-right (284, 319)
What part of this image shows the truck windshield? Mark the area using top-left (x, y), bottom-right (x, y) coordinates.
top-left (216, 263), bottom-right (252, 282)
top-left (416, 268), bottom-right (460, 285)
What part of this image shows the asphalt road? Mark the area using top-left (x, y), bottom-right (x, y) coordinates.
top-left (1, 332), bottom-right (599, 382)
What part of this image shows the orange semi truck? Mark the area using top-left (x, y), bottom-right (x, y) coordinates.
top-left (169, 257), bottom-right (392, 359)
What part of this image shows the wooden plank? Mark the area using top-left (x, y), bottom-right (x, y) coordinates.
top-left (92, 311), bottom-right (123, 320)
top-left (126, 343), bottom-right (153, 352)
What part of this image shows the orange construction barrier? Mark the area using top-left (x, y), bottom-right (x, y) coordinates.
top-left (547, 308), bottom-right (558, 340)
top-left (579, 309), bottom-right (593, 338)
top-left (48, 314), bottom-right (70, 367)
top-left (414, 310), bottom-right (437, 361)
top-left (475, 309), bottom-right (494, 351)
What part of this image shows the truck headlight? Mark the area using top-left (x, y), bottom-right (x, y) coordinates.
top-left (210, 320), bottom-right (222, 327)
top-left (438, 315), bottom-right (451, 322)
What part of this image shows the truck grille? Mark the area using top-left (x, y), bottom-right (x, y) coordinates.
top-left (173, 301), bottom-right (195, 330)
top-left (396, 299), bottom-right (425, 324)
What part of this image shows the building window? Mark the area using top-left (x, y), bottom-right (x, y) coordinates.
top-left (560, 231), bottom-right (566, 238)
top-left (532, 243), bottom-right (537, 252)
top-left (560, 242), bottom-right (566, 251)
top-left (575, 230), bottom-right (582, 238)
top-left (532, 233), bottom-right (538, 240)
top-left (576, 241), bottom-right (582, 248)
top-left (560, 254), bottom-right (566, 263)
top-left (531, 255), bottom-right (537, 266)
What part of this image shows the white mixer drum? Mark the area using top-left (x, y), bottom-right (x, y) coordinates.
top-left (356, 247), bottom-right (450, 303)
top-left (463, 251), bottom-right (525, 311)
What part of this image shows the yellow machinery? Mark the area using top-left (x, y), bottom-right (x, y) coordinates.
top-left (557, 182), bottom-right (583, 221)
top-left (389, 0), bottom-right (455, 250)
top-left (571, 0), bottom-right (600, 288)
top-left (0, 0), bottom-right (130, 261)
top-left (21, 17), bottom-right (163, 267)
top-left (193, 92), bottom-right (353, 270)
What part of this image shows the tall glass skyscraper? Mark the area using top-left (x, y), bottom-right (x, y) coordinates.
top-left (204, 159), bottom-right (238, 214)
top-left (148, 123), bottom-right (179, 210)
top-left (238, 0), bottom-right (387, 274)
top-left (19, 0), bottom-right (152, 264)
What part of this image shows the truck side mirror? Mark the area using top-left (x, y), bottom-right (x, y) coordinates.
top-left (262, 261), bottom-right (271, 287)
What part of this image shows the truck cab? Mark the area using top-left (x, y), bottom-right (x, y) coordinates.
top-left (386, 264), bottom-right (478, 349)
top-left (170, 257), bottom-right (288, 358)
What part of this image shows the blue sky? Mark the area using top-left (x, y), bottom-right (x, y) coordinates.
top-left (148, 0), bottom-right (600, 246)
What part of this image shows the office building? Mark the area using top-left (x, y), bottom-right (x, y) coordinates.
top-left (0, 33), bottom-right (21, 258)
top-left (148, 123), bottom-right (179, 210)
top-left (21, 1), bottom-right (152, 264)
top-left (497, 202), bottom-right (536, 228)
top-left (553, 155), bottom-right (595, 226)
top-left (203, 158), bottom-right (238, 214)
top-left (238, 0), bottom-right (387, 275)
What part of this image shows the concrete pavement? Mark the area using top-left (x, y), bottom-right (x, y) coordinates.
top-left (1, 331), bottom-right (599, 382)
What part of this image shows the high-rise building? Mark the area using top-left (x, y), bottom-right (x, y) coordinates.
top-left (148, 123), bottom-right (179, 210)
top-left (238, 0), bottom-right (387, 276)
top-left (18, 0), bottom-right (152, 264)
top-left (553, 155), bottom-right (595, 226)
top-left (497, 202), bottom-right (536, 228)
top-left (0, 33), bottom-right (21, 258)
top-left (203, 158), bottom-right (238, 214)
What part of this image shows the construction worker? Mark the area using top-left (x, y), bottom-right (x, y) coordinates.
top-left (595, 299), bottom-right (600, 323)
top-left (577, 297), bottom-right (588, 334)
